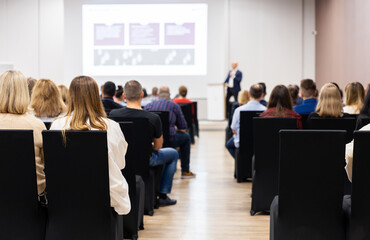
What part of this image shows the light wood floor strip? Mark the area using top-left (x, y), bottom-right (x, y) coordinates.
top-left (138, 127), bottom-right (270, 240)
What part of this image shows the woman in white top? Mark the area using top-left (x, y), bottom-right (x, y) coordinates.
top-left (30, 79), bottom-right (66, 122)
top-left (343, 82), bottom-right (365, 114)
top-left (50, 75), bottom-right (130, 215)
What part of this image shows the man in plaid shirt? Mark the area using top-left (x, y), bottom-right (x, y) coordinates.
top-left (145, 86), bottom-right (196, 178)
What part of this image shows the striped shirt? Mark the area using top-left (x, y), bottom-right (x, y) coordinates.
top-left (145, 99), bottom-right (187, 141)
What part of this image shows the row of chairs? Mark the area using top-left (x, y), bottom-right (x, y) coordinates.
top-left (235, 111), bottom-right (359, 182)
top-left (43, 111), bottom-right (175, 240)
top-left (270, 130), bottom-right (370, 240)
top-left (250, 117), bottom-right (354, 215)
top-left (2, 130), bottom-right (120, 240)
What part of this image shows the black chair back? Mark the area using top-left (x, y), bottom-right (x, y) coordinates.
top-left (150, 111), bottom-right (172, 147)
top-left (44, 122), bottom-right (52, 130)
top-left (109, 117), bottom-right (157, 216)
top-left (355, 116), bottom-right (370, 130)
top-left (273, 130), bottom-right (346, 240)
top-left (236, 111), bottom-right (263, 181)
top-left (0, 130), bottom-right (46, 240)
top-left (349, 131), bottom-right (370, 240)
top-left (308, 117), bottom-right (356, 143)
top-left (178, 103), bottom-right (194, 143)
top-left (43, 131), bottom-right (119, 240)
top-left (300, 114), bottom-right (310, 129)
top-left (193, 101), bottom-right (199, 137)
top-left (116, 122), bottom-right (138, 239)
top-left (251, 118), bottom-right (297, 215)
top-left (109, 117), bottom-right (152, 178)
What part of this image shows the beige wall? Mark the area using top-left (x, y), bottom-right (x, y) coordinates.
top-left (316, 0), bottom-right (370, 92)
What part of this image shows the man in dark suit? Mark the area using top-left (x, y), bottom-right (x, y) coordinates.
top-left (101, 81), bottom-right (123, 115)
top-left (224, 61), bottom-right (243, 118)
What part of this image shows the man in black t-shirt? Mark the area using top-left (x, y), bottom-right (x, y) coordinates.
top-left (110, 80), bottom-right (178, 206)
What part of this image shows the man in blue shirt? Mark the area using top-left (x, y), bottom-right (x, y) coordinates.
top-left (226, 84), bottom-right (267, 158)
top-left (293, 79), bottom-right (318, 115)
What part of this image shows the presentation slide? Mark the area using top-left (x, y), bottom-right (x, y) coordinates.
top-left (82, 4), bottom-right (208, 76)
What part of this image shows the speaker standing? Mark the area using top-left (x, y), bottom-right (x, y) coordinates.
top-left (224, 61), bottom-right (242, 118)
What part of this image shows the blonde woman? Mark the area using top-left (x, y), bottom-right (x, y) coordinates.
top-left (0, 70), bottom-right (46, 196)
top-left (238, 89), bottom-right (250, 105)
top-left (31, 79), bottom-right (66, 122)
top-left (307, 83), bottom-right (351, 122)
top-left (343, 82), bottom-right (365, 114)
top-left (50, 76), bottom-right (130, 215)
top-left (58, 85), bottom-right (69, 105)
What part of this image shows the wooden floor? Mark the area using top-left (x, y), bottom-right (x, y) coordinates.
top-left (138, 122), bottom-right (270, 240)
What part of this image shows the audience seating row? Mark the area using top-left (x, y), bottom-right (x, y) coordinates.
top-left (0, 130), bottom-right (121, 240)
top-left (270, 130), bottom-right (370, 240)
top-left (271, 130), bottom-right (346, 240)
top-left (35, 111), bottom-right (174, 240)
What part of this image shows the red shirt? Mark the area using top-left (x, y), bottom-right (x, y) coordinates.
top-left (173, 98), bottom-right (194, 115)
top-left (260, 107), bottom-right (302, 129)
top-left (173, 98), bottom-right (192, 104)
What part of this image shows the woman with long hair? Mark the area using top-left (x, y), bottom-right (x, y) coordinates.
top-left (343, 82), bottom-right (365, 114)
top-left (58, 85), bottom-right (69, 105)
top-left (50, 76), bottom-right (130, 215)
top-left (307, 83), bottom-right (351, 122)
top-left (260, 85), bottom-right (302, 128)
top-left (355, 90), bottom-right (370, 129)
top-left (0, 70), bottom-right (46, 196)
top-left (30, 79), bottom-right (66, 121)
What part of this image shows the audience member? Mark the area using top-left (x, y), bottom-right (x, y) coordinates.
top-left (173, 86), bottom-right (192, 104)
top-left (0, 70), bottom-right (46, 197)
top-left (260, 85), bottom-right (302, 128)
top-left (102, 81), bottom-right (123, 115)
top-left (307, 83), bottom-right (351, 122)
top-left (226, 84), bottom-right (266, 158)
top-left (149, 87), bottom-right (159, 101)
top-left (114, 85), bottom-right (126, 106)
top-left (288, 84), bottom-right (303, 106)
top-left (258, 82), bottom-right (267, 106)
top-left (365, 83), bottom-right (370, 94)
top-left (30, 79), bottom-right (66, 122)
top-left (141, 88), bottom-right (152, 106)
top-left (58, 85), bottom-right (69, 105)
top-left (331, 82), bottom-right (344, 101)
top-left (230, 89), bottom-right (250, 123)
top-left (145, 86), bottom-right (196, 178)
top-left (27, 77), bottom-right (37, 98)
top-left (355, 90), bottom-right (370, 129)
top-left (50, 76), bottom-right (130, 215)
top-left (110, 80), bottom-right (178, 206)
top-left (293, 79), bottom-right (317, 114)
top-left (343, 82), bottom-right (365, 114)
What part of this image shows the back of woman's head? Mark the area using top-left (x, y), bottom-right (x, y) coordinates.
top-left (31, 79), bottom-right (66, 117)
top-left (345, 82), bottom-right (365, 112)
top-left (67, 76), bottom-right (107, 130)
top-left (360, 89), bottom-right (370, 115)
top-left (316, 83), bottom-right (343, 117)
top-left (238, 90), bottom-right (250, 105)
top-left (58, 85), bottom-right (69, 105)
top-left (0, 70), bottom-right (29, 114)
top-left (267, 85), bottom-right (293, 116)
top-left (287, 84), bottom-right (299, 102)
top-left (115, 85), bottom-right (124, 99)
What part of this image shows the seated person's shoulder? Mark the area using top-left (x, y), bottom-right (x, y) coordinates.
top-left (25, 112), bottom-right (47, 130)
